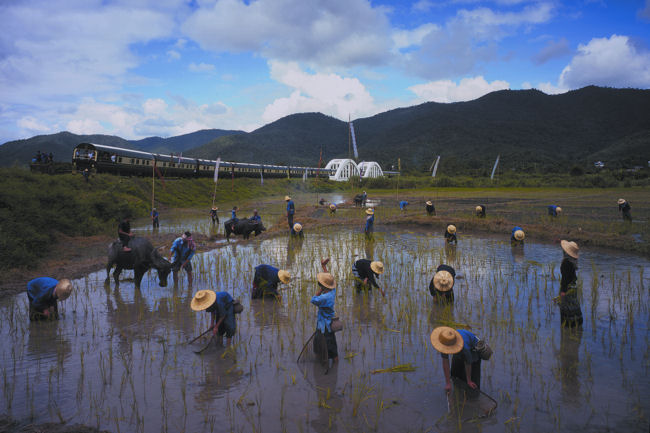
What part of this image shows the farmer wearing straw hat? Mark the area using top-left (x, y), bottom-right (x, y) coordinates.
top-left (399, 200), bottom-right (409, 211)
top-left (252, 265), bottom-right (291, 299)
top-left (291, 223), bottom-right (304, 238)
top-left (618, 199), bottom-right (632, 222)
top-left (364, 208), bottom-right (375, 236)
top-left (169, 231), bottom-right (196, 288)
top-left (431, 327), bottom-right (492, 393)
top-left (151, 208), bottom-right (159, 228)
top-left (445, 225), bottom-right (457, 245)
top-left (26, 277), bottom-right (73, 321)
top-left (429, 264), bottom-right (456, 303)
top-left (209, 206), bottom-right (219, 225)
top-left (475, 205), bottom-right (486, 218)
top-left (311, 258), bottom-right (338, 363)
top-left (352, 259), bottom-right (386, 297)
top-left (547, 205), bottom-right (562, 217)
top-left (285, 196), bottom-right (295, 230)
top-left (559, 240), bottom-right (583, 327)
top-left (511, 226), bottom-right (525, 246)
top-left (329, 203), bottom-right (337, 214)
top-left (425, 200), bottom-right (436, 216)
top-left (191, 290), bottom-right (241, 347)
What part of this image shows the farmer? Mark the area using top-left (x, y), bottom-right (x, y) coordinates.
top-left (151, 208), bottom-right (159, 228)
top-left (250, 209), bottom-right (261, 223)
top-left (618, 199), bottom-right (632, 222)
top-left (426, 200), bottom-right (436, 216)
top-left (352, 259), bottom-right (386, 297)
top-left (511, 226), bottom-right (525, 246)
top-left (361, 191), bottom-right (367, 206)
top-left (429, 264), bottom-right (456, 303)
top-left (230, 206), bottom-right (239, 222)
top-left (329, 203), bottom-right (337, 214)
top-left (82, 168), bottom-right (89, 183)
top-left (252, 265), bottom-right (291, 299)
top-left (285, 196), bottom-right (295, 229)
top-left (475, 205), bottom-right (486, 218)
top-left (445, 225), bottom-right (457, 245)
top-left (548, 205), bottom-right (562, 217)
top-left (169, 231), bottom-right (195, 288)
top-left (291, 223), bottom-right (304, 238)
top-left (191, 290), bottom-right (240, 347)
top-left (311, 258), bottom-right (338, 363)
top-left (319, 198), bottom-right (326, 206)
top-left (117, 217), bottom-right (133, 252)
top-left (558, 240), bottom-right (583, 327)
top-left (399, 200), bottom-right (409, 211)
top-left (431, 327), bottom-right (492, 393)
top-left (364, 208), bottom-right (375, 236)
top-left (26, 278), bottom-right (73, 321)
top-left (209, 206), bottom-right (219, 225)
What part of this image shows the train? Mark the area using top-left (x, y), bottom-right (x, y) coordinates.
top-left (71, 143), bottom-right (337, 179)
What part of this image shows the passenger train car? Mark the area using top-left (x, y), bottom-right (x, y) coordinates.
top-left (72, 143), bottom-right (337, 179)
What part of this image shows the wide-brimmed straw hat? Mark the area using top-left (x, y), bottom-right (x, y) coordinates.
top-left (211, 206), bottom-right (218, 210)
top-left (556, 206), bottom-right (562, 214)
top-left (514, 229), bottom-right (525, 241)
top-left (370, 261), bottom-right (384, 275)
top-left (366, 208), bottom-right (374, 215)
top-left (55, 279), bottom-right (73, 301)
top-left (191, 290), bottom-right (216, 311)
top-left (293, 223), bottom-right (302, 232)
top-left (277, 269), bottom-right (291, 284)
top-left (426, 200), bottom-right (432, 206)
top-left (285, 195), bottom-right (291, 201)
top-left (560, 240), bottom-right (579, 259)
top-left (317, 272), bottom-right (336, 289)
top-left (329, 204), bottom-right (336, 210)
top-left (447, 225), bottom-right (456, 235)
top-left (433, 270), bottom-right (454, 292)
top-left (430, 327), bottom-right (464, 355)
top-left (617, 198), bottom-right (626, 205)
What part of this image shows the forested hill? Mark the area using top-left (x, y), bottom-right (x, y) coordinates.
top-left (188, 86), bottom-right (650, 173)
top-left (129, 129), bottom-right (244, 154)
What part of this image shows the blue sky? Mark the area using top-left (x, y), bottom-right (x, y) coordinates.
top-left (1, 0), bottom-right (649, 144)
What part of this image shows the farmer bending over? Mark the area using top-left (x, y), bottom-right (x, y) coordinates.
top-left (352, 259), bottom-right (385, 297)
top-left (511, 226), bottom-right (525, 246)
top-left (291, 223), bottom-right (304, 238)
top-left (426, 200), bottom-right (436, 216)
top-left (252, 265), bottom-right (291, 299)
top-left (547, 205), bottom-right (562, 217)
top-left (26, 278), bottom-right (73, 321)
top-left (399, 200), bottom-right (409, 211)
top-left (475, 205), bottom-right (486, 218)
top-left (191, 290), bottom-right (241, 347)
top-left (429, 264), bottom-right (455, 303)
top-left (170, 231), bottom-right (196, 288)
top-left (618, 199), bottom-right (632, 222)
top-left (445, 225), bottom-right (457, 245)
top-left (311, 258), bottom-right (338, 363)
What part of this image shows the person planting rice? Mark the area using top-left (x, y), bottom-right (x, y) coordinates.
top-left (475, 205), bottom-right (486, 218)
top-left (251, 265), bottom-right (291, 299)
top-left (329, 203), bottom-right (336, 214)
top-left (170, 231), bottom-right (196, 288)
top-left (431, 327), bottom-right (492, 393)
top-left (511, 226), bottom-right (525, 246)
top-left (26, 278), bottom-right (73, 321)
top-left (399, 200), bottom-right (409, 211)
top-left (618, 198), bottom-right (632, 222)
top-left (311, 258), bottom-right (338, 364)
top-left (291, 223), bottom-right (304, 238)
top-left (558, 240), bottom-right (583, 327)
top-left (547, 205), bottom-right (562, 217)
top-left (425, 200), bottom-right (435, 216)
top-left (445, 225), bottom-right (457, 244)
top-left (118, 217), bottom-right (133, 252)
top-left (191, 290), bottom-right (242, 347)
top-left (429, 265), bottom-right (455, 303)
top-left (352, 259), bottom-right (385, 297)
top-left (364, 208), bottom-right (375, 236)
top-left (285, 195), bottom-right (295, 229)
top-left (209, 206), bottom-right (219, 225)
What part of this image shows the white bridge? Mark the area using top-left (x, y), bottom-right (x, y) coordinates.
top-left (324, 159), bottom-right (385, 181)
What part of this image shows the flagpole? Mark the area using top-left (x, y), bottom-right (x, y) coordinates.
top-left (151, 160), bottom-right (155, 213)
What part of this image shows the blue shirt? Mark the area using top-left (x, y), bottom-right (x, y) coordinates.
top-left (440, 329), bottom-right (479, 364)
top-left (27, 277), bottom-right (58, 311)
top-left (231, 209), bottom-right (237, 219)
top-left (251, 215), bottom-right (261, 223)
top-left (171, 237), bottom-right (195, 263)
top-left (399, 201), bottom-right (409, 210)
top-left (287, 200), bottom-right (295, 215)
top-left (311, 289), bottom-right (336, 333)
top-left (511, 226), bottom-right (523, 238)
top-left (547, 205), bottom-right (557, 216)
top-left (151, 210), bottom-right (159, 219)
top-left (254, 265), bottom-right (279, 287)
top-left (364, 214), bottom-right (374, 232)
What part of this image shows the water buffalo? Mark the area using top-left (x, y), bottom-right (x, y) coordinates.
top-left (224, 218), bottom-right (266, 240)
top-left (353, 194), bottom-right (365, 207)
top-left (105, 237), bottom-right (172, 289)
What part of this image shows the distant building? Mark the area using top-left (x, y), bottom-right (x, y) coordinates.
top-left (594, 161), bottom-right (605, 168)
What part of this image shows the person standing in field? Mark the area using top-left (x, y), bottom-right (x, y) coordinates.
top-left (547, 205), bottom-right (562, 217)
top-left (364, 208), bottom-right (375, 236)
top-left (191, 290), bottom-right (242, 347)
top-left (251, 265), bottom-right (291, 299)
top-left (169, 231), bottom-right (195, 288)
top-left (511, 226), bottom-right (525, 246)
top-left (475, 205), bottom-right (486, 218)
top-left (311, 258), bottom-right (338, 364)
top-left (285, 196), bottom-right (295, 230)
top-left (618, 199), bottom-right (632, 222)
top-left (425, 200), bottom-right (436, 216)
top-left (209, 207), bottom-right (219, 225)
top-left (26, 278), bottom-right (73, 321)
top-left (429, 264), bottom-right (455, 303)
top-left (558, 240), bottom-right (583, 327)
top-left (352, 259), bottom-right (385, 297)
top-left (118, 217), bottom-right (133, 252)
top-left (151, 208), bottom-right (159, 228)
top-left (445, 225), bottom-right (457, 245)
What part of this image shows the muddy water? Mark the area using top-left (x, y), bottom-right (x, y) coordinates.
top-left (1, 225), bottom-right (649, 432)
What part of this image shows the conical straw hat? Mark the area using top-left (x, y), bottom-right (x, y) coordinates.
top-left (430, 327), bottom-right (464, 354)
top-left (191, 290), bottom-right (216, 311)
top-left (514, 229), bottom-right (525, 241)
top-left (447, 225), bottom-right (456, 234)
top-left (366, 208), bottom-right (374, 215)
top-left (293, 223), bottom-right (302, 232)
top-left (560, 240), bottom-right (579, 259)
top-left (370, 261), bottom-right (384, 275)
top-left (277, 270), bottom-right (291, 284)
top-left (433, 270), bottom-right (454, 292)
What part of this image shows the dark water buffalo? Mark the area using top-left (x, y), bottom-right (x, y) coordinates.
top-left (224, 218), bottom-right (266, 240)
top-left (354, 194), bottom-right (366, 206)
top-left (105, 237), bottom-right (172, 289)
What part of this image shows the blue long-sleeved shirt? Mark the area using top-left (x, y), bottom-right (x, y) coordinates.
top-left (231, 209), bottom-right (237, 219)
top-left (311, 289), bottom-right (336, 333)
top-left (364, 214), bottom-right (374, 232)
top-left (250, 214), bottom-right (261, 223)
top-left (511, 226), bottom-right (523, 241)
top-left (171, 237), bottom-right (195, 263)
top-left (440, 329), bottom-right (480, 364)
top-left (399, 201), bottom-right (409, 210)
top-left (27, 277), bottom-right (58, 311)
top-left (287, 200), bottom-right (295, 215)
top-left (547, 205), bottom-right (558, 216)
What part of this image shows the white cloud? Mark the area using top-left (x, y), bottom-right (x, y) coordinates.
top-left (392, 23), bottom-right (439, 51)
top-left (408, 76), bottom-right (510, 103)
top-left (188, 62), bottom-right (216, 72)
top-left (559, 35), bottom-right (650, 88)
top-left (17, 116), bottom-right (51, 134)
top-left (167, 50), bottom-right (181, 60)
top-left (535, 82), bottom-right (567, 95)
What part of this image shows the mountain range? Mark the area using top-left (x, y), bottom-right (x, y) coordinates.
top-left (2, 86), bottom-right (649, 173)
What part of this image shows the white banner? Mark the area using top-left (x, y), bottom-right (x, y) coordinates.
top-left (432, 156), bottom-right (440, 177)
top-left (350, 122), bottom-right (359, 159)
top-left (260, 170), bottom-right (263, 186)
top-left (490, 155), bottom-right (500, 180)
top-left (214, 157), bottom-right (221, 184)
top-left (303, 168), bottom-right (307, 182)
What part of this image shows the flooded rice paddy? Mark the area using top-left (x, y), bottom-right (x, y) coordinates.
top-left (1, 221), bottom-right (648, 432)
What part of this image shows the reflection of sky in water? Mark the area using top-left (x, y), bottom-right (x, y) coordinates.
top-left (0, 227), bottom-right (648, 433)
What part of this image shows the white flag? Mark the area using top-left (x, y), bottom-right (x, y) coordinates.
top-left (432, 156), bottom-right (440, 177)
top-left (350, 122), bottom-right (359, 159)
top-left (302, 168), bottom-right (307, 182)
top-left (260, 170), bottom-right (264, 186)
top-left (490, 155), bottom-right (500, 180)
top-left (214, 157), bottom-right (221, 184)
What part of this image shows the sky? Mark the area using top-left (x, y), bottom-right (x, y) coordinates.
top-left (1, 0), bottom-right (649, 144)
